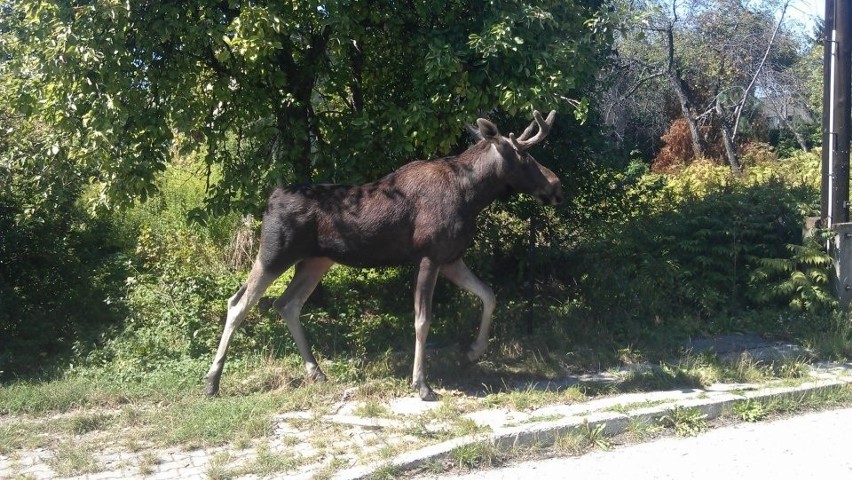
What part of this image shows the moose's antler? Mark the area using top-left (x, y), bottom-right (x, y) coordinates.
top-left (509, 110), bottom-right (557, 151)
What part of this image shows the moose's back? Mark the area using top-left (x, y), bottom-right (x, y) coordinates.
top-left (258, 159), bottom-right (477, 269)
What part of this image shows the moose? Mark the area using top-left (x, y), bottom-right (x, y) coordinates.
top-left (205, 110), bottom-right (562, 401)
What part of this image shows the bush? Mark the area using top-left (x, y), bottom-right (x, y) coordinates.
top-left (565, 150), bottom-right (824, 345)
top-left (0, 110), bottom-right (132, 378)
top-left (4, 127), bottom-right (836, 381)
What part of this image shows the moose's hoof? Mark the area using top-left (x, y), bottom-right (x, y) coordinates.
top-left (466, 343), bottom-right (487, 363)
top-left (307, 368), bottom-right (327, 383)
top-left (205, 377), bottom-right (221, 398)
top-left (415, 382), bottom-right (439, 402)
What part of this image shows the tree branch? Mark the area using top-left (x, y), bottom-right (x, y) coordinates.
top-left (731, 0), bottom-right (789, 139)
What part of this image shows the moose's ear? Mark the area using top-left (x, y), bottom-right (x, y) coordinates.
top-left (476, 118), bottom-right (500, 141)
top-left (465, 123), bottom-right (484, 142)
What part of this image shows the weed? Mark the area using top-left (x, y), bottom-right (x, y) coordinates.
top-left (626, 416), bottom-right (663, 440)
top-left (47, 440), bottom-right (102, 476)
top-left (137, 452), bottom-right (160, 476)
top-left (449, 441), bottom-right (501, 470)
top-left (660, 407), bottom-right (707, 437)
top-left (580, 419), bottom-right (611, 449)
top-left (235, 443), bottom-right (301, 476)
top-left (369, 463), bottom-right (401, 480)
top-left (552, 430), bottom-right (591, 455)
top-left (66, 412), bottom-right (114, 435)
top-left (312, 457), bottom-right (350, 480)
top-left (354, 400), bottom-right (392, 418)
top-left (733, 399), bottom-right (768, 422)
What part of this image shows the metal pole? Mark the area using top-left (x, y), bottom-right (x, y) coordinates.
top-left (822, 0), bottom-right (835, 223)
top-left (831, 0), bottom-right (851, 225)
top-left (826, 0), bottom-right (852, 308)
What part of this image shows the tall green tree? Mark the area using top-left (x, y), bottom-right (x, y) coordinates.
top-left (4, 0), bottom-right (608, 214)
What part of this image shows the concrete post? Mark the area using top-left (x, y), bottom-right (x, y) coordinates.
top-left (823, 0), bottom-right (852, 306)
top-left (830, 222), bottom-right (852, 309)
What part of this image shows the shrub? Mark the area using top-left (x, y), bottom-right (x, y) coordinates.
top-left (0, 114), bottom-right (130, 378)
top-left (568, 149), bottom-right (822, 344)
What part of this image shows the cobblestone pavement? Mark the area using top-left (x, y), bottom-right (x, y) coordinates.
top-left (3, 358), bottom-right (851, 480)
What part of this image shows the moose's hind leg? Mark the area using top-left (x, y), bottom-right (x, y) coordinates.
top-left (273, 257), bottom-right (335, 382)
top-left (206, 259), bottom-right (284, 396)
top-left (412, 258), bottom-right (440, 401)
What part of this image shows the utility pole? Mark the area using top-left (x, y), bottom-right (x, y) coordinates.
top-left (822, 0), bottom-right (852, 307)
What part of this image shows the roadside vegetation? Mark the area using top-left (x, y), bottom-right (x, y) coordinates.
top-left (2, 0), bottom-right (851, 477)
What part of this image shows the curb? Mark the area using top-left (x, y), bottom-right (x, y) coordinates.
top-left (333, 374), bottom-right (852, 480)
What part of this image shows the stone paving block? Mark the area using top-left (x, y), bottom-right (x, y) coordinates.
top-left (18, 462), bottom-right (54, 480)
top-left (176, 465), bottom-right (207, 478)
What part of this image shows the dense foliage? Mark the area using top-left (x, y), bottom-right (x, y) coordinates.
top-left (2, 1), bottom-right (848, 382)
top-left (5, 0), bottom-right (607, 214)
top-left (6, 144), bottom-right (837, 379)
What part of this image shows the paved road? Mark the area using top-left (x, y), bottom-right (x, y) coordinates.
top-left (422, 407), bottom-right (852, 480)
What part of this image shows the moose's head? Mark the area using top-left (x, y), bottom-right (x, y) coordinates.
top-left (469, 110), bottom-right (563, 206)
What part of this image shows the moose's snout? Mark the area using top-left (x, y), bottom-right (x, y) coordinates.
top-left (552, 192), bottom-right (564, 206)
top-left (537, 178), bottom-right (563, 206)
top-left (539, 188), bottom-right (563, 206)
top-left (550, 180), bottom-right (564, 205)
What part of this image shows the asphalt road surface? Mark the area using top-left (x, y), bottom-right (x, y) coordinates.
top-left (422, 407), bottom-right (852, 480)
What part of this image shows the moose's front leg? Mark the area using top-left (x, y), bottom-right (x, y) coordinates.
top-left (412, 257), bottom-right (440, 401)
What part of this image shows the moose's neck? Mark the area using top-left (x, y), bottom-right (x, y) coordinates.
top-left (454, 143), bottom-right (512, 214)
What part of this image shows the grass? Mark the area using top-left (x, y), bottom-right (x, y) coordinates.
top-left (205, 452), bottom-right (235, 480)
top-left (47, 440), bottom-right (103, 476)
top-left (312, 458), bottom-right (350, 480)
top-left (659, 407), bottom-right (708, 437)
top-left (607, 399), bottom-right (668, 414)
top-left (369, 463), bottom-right (403, 480)
top-left (552, 429), bottom-right (594, 455)
top-left (625, 416), bottom-right (664, 440)
top-left (448, 441), bottom-right (502, 470)
top-left (353, 400), bottom-right (393, 418)
top-left (227, 442), bottom-right (303, 477)
top-left (151, 395), bottom-right (280, 449)
top-left (0, 420), bottom-right (43, 454)
top-left (481, 383), bottom-right (586, 410)
top-left (137, 452), bottom-right (160, 476)
top-left (0, 348), bottom-right (849, 479)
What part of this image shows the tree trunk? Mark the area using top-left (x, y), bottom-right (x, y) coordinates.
top-left (716, 100), bottom-right (742, 173)
top-left (273, 27), bottom-right (332, 184)
top-left (779, 115), bottom-right (810, 152)
top-left (665, 71), bottom-right (705, 159)
top-left (276, 105), bottom-right (313, 183)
